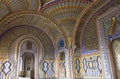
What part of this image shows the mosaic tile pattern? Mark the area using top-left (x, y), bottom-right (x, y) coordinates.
top-left (42, 60), bottom-right (55, 77)
top-left (82, 24), bottom-right (99, 54)
top-left (74, 55), bottom-right (103, 78)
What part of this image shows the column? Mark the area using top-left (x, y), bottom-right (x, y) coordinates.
top-left (98, 21), bottom-right (113, 79)
top-left (65, 49), bottom-right (71, 79)
top-left (55, 50), bottom-right (59, 79)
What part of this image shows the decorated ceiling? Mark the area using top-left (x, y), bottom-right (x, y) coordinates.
top-left (0, 1), bottom-right (120, 79)
top-left (0, 0), bottom-right (119, 52)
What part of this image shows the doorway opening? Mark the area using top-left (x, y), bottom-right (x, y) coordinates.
top-left (18, 40), bottom-right (37, 79)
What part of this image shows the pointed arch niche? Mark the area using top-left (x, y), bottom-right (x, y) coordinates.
top-left (14, 35), bottom-right (43, 79)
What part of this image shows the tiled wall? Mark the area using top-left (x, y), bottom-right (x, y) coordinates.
top-left (74, 54), bottom-right (103, 79)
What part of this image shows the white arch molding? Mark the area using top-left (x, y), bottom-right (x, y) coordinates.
top-left (12, 34), bottom-right (44, 79)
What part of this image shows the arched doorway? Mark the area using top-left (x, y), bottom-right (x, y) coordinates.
top-left (18, 39), bottom-right (37, 79)
top-left (112, 39), bottom-right (120, 79)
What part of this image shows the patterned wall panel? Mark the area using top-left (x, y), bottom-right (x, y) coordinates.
top-left (0, 60), bottom-right (12, 79)
top-left (42, 60), bottom-right (55, 78)
top-left (74, 54), bottom-right (103, 78)
top-left (82, 23), bottom-right (99, 54)
top-left (82, 56), bottom-right (102, 77)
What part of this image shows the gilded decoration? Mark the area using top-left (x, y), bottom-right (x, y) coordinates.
top-left (0, 0), bottom-right (119, 79)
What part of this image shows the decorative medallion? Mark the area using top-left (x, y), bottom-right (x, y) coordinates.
top-left (83, 58), bottom-right (87, 72)
top-left (2, 61), bottom-right (11, 76)
top-left (42, 61), bottom-right (49, 73)
top-left (76, 58), bottom-right (80, 73)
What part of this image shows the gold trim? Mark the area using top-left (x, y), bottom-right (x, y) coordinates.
top-left (109, 17), bottom-right (117, 35)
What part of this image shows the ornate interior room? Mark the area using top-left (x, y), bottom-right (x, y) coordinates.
top-left (0, 0), bottom-right (120, 79)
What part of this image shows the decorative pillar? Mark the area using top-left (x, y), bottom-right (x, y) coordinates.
top-left (55, 48), bottom-right (71, 79)
top-left (97, 20), bottom-right (114, 79)
top-left (65, 49), bottom-right (71, 78)
top-left (55, 48), bottom-right (72, 79)
top-left (55, 38), bottom-right (75, 79)
top-left (55, 50), bottom-right (59, 79)
top-left (67, 37), bottom-right (75, 79)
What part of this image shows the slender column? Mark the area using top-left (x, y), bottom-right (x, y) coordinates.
top-left (67, 38), bottom-right (76, 79)
top-left (70, 45), bottom-right (76, 79)
top-left (55, 50), bottom-right (59, 79)
top-left (55, 38), bottom-right (75, 79)
top-left (65, 49), bottom-right (71, 78)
